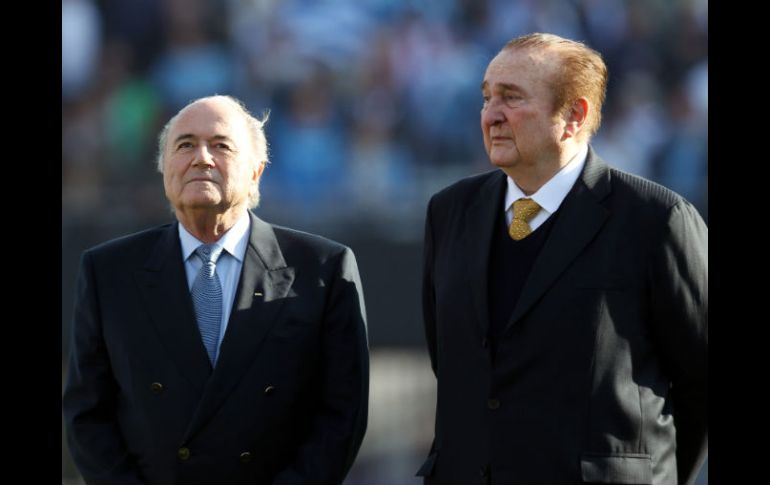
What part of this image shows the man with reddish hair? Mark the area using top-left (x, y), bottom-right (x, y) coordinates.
top-left (418, 33), bottom-right (707, 485)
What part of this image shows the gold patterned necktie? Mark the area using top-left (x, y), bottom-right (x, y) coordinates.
top-left (508, 198), bottom-right (542, 241)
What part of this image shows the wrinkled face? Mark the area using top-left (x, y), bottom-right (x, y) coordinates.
top-left (162, 99), bottom-right (260, 214)
top-left (481, 48), bottom-right (565, 171)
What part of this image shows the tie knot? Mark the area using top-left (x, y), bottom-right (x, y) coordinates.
top-left (195, 244), bottom-right (224, 264)
top-left (513, 198), bottom-right (541, 223)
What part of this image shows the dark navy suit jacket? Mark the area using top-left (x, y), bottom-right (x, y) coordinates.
top-left (64, 211), bottom-right (369, 485)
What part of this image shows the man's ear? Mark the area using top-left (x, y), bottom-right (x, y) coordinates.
top-left (255, 161), bottom-right (266, 181)
top-left (562, 97), bottom-right (589, 140)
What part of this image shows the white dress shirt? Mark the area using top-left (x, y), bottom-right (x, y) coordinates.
top-left (504, 144), bottom-right (588, 232)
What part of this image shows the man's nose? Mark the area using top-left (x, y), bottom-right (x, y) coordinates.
top-left (192, 145), bottom-right (215, 167)
top-left (481, 101), bottom-right (504, 126)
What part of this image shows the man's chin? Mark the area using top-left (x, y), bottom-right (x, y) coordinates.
top-left (489, 157), bottom-right (517, 169)
top-left (182, 196), bottom-right (224, 211)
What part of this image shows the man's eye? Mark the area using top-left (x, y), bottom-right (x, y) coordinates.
top-left (215, 143), bottom-right (231, 150)
top-left (177, 142), bottom-right (193, 150)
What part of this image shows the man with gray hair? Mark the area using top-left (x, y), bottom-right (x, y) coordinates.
top-left (63, 95), bottom-right (369, 485)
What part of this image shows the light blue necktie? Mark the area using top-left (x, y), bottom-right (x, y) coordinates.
top-left (191, 244), bottom-right (224, 366)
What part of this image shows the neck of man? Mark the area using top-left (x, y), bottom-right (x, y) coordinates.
top-left (504, 141), bottom-right (587, 196)
top-left (175, 204), bottom-right (246, 243)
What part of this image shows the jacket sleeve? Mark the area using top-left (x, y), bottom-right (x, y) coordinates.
top-left (417, 195), bottom-right (442, 476)
top-left (62, 252), bottom-right (145, 485)
top-left (648, 200), bottom-right (708, 485)
top-left (422, 196), bottom-right (438, 377)
top-left (272, 247), bottom-right (369, 485)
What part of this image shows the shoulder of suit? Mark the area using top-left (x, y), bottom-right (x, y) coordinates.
top-left (607, 167), bottom-right (690, 212)
top-left (85, 223), bottom-right (174, 258)
top-left (270, 223), bottom-right (350, 258)
top-left (430, 169), bottom-right (500, 206)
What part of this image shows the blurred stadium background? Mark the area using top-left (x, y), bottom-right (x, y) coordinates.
top-left (62, 0), bottom-right (707, 483)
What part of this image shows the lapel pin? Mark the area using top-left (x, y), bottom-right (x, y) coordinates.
top-left (254, 291), bottom-right (263, 297)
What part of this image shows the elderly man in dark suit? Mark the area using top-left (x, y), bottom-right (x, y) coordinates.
top-left (417, 33), bottom-right (707, 485)
top-left (63, 95), bottom-right (369, 485)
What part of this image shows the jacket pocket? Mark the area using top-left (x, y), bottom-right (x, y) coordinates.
top-left (580, 452), bottom-right (652, 484)
top-left (416, 451), bottom-right (438, 477)
top-left (271, 318), bottom-right (314, 339)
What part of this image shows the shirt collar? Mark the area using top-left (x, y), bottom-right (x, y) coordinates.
top-left (178, 210), bottom-right (251, 262)
top-left (504, 144), bottom-right (588, 215)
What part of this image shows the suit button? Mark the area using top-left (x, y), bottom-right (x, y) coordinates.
top-left (264, 385), bottom-right (275, 395)
top-left (481, 337), bottom-right (488, 348)
top-left (479, 463), bottom-right (490, 478)
top-left (150, 382), bottom-right (163, 394)
top-left (487, 398), bottom-right (500, 410)
top-left (240, 451), bottom-right (253, 463)
top-left (178, 447), bottom-right (190, 460)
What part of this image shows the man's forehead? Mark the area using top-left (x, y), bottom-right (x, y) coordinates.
top-left (483, 48), bottom-right (558, 86)
top-left (171, 101), bottom-right (242, 133)
top-left (180, 99), bottom-right (236, 119)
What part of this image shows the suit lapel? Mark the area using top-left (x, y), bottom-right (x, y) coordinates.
top-left (504, 148), bottom-right (612, 333)
top-left (466, 172), bottom-right (507, 338)
top-left (183, 212), bottom-right (295, 442)
top-left (135, 223), bottom-right (212, 395)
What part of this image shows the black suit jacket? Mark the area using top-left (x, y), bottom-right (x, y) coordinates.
top-left (63, 211), bottom-right (369, 485)
top-left (419, 148), bottom-right (707, 485)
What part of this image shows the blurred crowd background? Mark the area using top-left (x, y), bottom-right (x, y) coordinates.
top-left (62, 0), bottom-right (708, 483)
